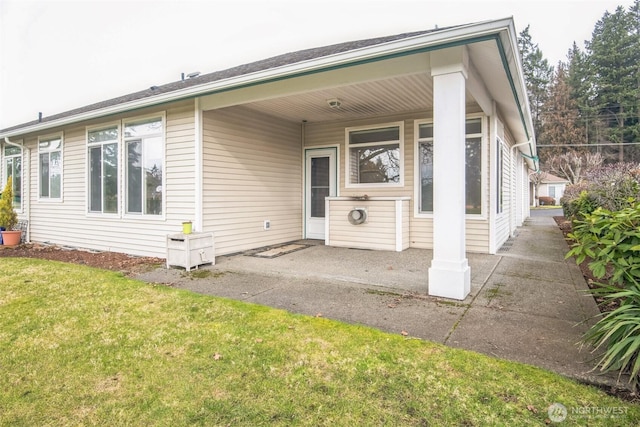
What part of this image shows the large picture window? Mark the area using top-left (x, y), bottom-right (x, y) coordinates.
top-left (38, 135), bottom-right (63, 199)
top-left (418, 118), bottom-right (483, 215)
top-left (124, 117), bottom-right (164, 215)
top-left (88, 126), bottom-right (119, 213)
top-left (347, 123), bottom-right (402, 186)
top-left (4, 145), bottom-right (22, 210)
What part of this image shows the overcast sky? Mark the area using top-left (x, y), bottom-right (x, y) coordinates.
top-left (0, 0), bottom-right (634, 129)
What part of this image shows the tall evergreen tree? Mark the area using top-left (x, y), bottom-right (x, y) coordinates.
top-left (585, 1), bottom-right (640, 161)
top-left (518, 25), bottom-right (554, 139)
top-left (538, 62), bottom-right (586, 165)
top-left (566, 42), bottom-right (598, 145)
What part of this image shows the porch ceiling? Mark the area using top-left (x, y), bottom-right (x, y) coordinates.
top-left (237, 72), bottom-right (480, 123)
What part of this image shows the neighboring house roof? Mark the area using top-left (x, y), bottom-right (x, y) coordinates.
top-left (541, 173), bottom-right (570, 184)
top-left (0, 28), bottom-right (447, 134)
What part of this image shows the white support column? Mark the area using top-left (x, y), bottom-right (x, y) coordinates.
top-left (428, 47), bottom-right (470, 300)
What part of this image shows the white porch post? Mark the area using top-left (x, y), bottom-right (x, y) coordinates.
top-left (428, 47), bottom-right (470, 300)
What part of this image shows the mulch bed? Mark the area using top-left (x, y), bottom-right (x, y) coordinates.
top-left (0, 243), bottom-right (163, 276)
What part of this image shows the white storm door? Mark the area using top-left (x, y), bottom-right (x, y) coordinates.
top-left (305, 148), bottom-right (337, 239)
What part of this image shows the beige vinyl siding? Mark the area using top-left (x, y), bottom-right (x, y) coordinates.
top-left (23, 100), bottom-right (196, 257)
top-left (306, 111), bottom-right (490, 252)
top-left (202, 106), bottom-right (302, 255)
top-left (494, 134), bottom-right (512, 249)
top-left (409, 218), bottom-right (432, 249)
top-left (410, 219), bottom-right (488, 252)
top-left (326, 198), bottom-right (409, 251)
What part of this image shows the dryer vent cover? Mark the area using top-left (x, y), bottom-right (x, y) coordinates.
top-left (348, 208), bottom-right (367, 225)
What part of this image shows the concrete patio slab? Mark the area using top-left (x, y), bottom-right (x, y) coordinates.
top-left (136, 214), bottom-right (625, 389)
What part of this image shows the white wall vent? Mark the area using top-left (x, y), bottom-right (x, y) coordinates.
top-left (347, 208), bottom-right (367, 225)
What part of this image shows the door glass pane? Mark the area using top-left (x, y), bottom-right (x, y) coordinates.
top-left (310, 157), bottom-right (330, 218)
top-left (311, 157), bottom-right (329, 186)
top-left (311, 188), bottom-right (330, 217)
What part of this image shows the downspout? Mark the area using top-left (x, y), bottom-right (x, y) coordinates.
top-left (3, 137), bottom-right (30, 242)
top-left (194, 98), bottom-right (203, 233)
top-left (301, 120), bottom-right (306, 239)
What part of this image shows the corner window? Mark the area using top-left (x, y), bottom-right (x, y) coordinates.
top-left (418, 118), bottom-right (483, 215)
top-left (38, 135), bottom-right (63, 200)
top-left (347, 123), bottom-right (403, 186)
top-left (124, 117), bottom-right (164, 215)
top-left (88, 126), bottom-right (119, 213)
top-left (4, 145), bottom-right (22, 210)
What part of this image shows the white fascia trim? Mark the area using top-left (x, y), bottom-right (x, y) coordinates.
top-left (497, 19), bottom-right (537, 156)
top-left (0, 19), bottom-right (515, 139)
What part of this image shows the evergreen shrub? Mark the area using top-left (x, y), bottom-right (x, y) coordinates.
top-left (0, 177), bottom-right (18, 230)
top-left (568, 204), bottom-right (640, 389)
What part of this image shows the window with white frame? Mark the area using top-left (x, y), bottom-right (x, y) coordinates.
top-left (38, 135), bottom-right (63, 199)
top-left (417, 118), bottom-right (483, 215)
top-left (347, 123), bottom-right (402, 186)
top-left (124, 117), bottom-right (164, 215)
top-left (4, 145), bottom-right (22, 210)
top-left (88, 126), bottom-right (119, 213)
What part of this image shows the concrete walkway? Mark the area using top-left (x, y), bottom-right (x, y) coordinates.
top-left (137, 215), bottom-right (619, 388)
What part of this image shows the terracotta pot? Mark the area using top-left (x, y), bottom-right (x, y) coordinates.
top-left (1, 230), bottom-right (21, 246)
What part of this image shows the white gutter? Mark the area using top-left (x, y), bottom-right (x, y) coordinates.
top-left (0, 18), bottom-right (517, 139)
top-left (3, 137), bottom-right (22, 149)
top-left (512, 140), bottom-right (538, 172)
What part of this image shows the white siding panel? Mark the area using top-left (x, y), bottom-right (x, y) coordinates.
top-left (202, 106), bottom-right (302, 255)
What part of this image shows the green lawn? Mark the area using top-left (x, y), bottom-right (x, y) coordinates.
top-left (1, 258), bottom-right (638, 426)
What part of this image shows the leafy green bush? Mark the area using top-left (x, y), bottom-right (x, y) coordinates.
top-left (562, 189), bottom-right (598, 220)
top-left (582, 280), bottom-right (640, 390)
top-left (567, 203), bottom-right (640, 389)
top-left (567, 202), bottom-right (640, 285)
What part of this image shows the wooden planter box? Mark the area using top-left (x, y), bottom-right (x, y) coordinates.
top-left (166, 232), bottom-right (215, 271)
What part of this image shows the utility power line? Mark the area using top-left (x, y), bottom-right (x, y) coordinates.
top-left (536, 142), bottom-right (640, 147)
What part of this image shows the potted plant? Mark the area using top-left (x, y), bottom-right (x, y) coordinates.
top-left (0, 176), bottom-right (21, 246)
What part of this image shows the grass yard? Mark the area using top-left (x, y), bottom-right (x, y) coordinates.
top-left (1, 258), bottom-right (638, 426)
